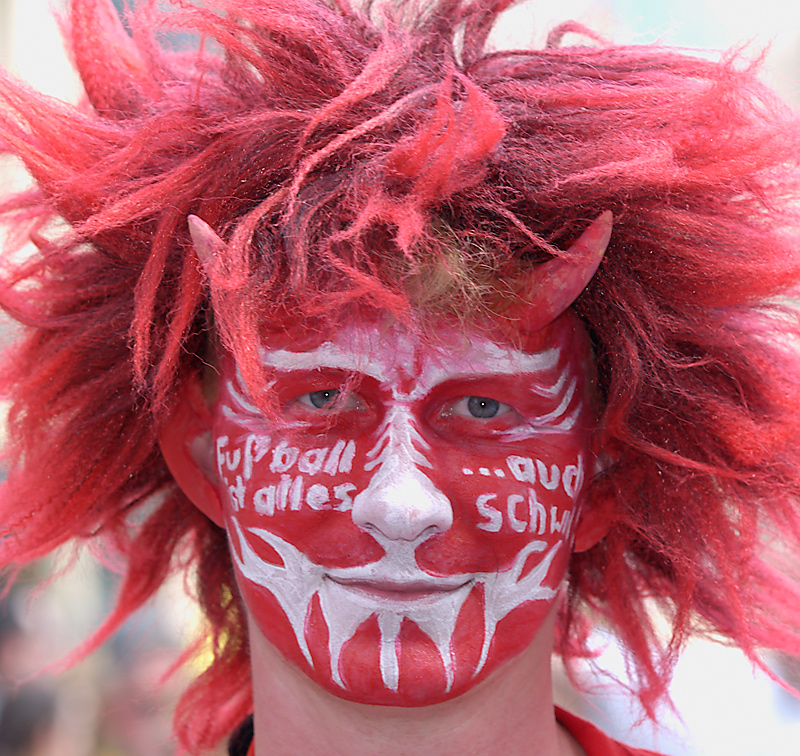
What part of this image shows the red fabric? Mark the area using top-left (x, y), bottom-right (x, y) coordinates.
top-left (556, 707), bottom-right (663, 756)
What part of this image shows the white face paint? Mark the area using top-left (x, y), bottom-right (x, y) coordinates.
top-left (213, 313), bottom-right (596, 705)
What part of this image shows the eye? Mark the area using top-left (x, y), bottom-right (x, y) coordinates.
top-left (448, 396), bottom-right (513, 420)
top-left (304, 389), bottom-right (339, 409)
top-left (298, 389), bottom-right (363, 412)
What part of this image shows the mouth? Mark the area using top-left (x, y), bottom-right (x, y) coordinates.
top-left (325, 576), bottom-right (473, 605)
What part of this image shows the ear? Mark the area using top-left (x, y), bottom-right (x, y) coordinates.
top-left (572, 493), bottom-right (614, 552)
top-left (572, 449), bottom-right (615, 552)
top-left (158, 375), bottom-right (225, 528)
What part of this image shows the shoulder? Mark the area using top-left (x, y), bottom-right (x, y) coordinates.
top-left (556, 707), bottom-right (665, 756)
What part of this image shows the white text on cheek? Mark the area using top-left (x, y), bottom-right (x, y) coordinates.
top-left (474, 490), bottom-right (575, 537)
top-left (216, 434), bottom-right (358, 513)
top-left (470, 453), bottom-right (584, 537)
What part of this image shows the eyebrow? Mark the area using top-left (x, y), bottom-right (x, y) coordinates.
top-left (260, 341), bottom-right (388, 381)
top-left (417, 343), bottom-right (560, 393)
top-left (224, 342), bottom-right (575, 428)
top-left (259, 341), bottom-right (562, 389)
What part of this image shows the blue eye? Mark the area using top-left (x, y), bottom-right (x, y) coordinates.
top-left (448, 396), bottom-right (512, 420)
top-left (307, 389), bottom-right (341, 409)
top-left (467, 396), bottom-right (500, 418)
top-left (297, 389), bottom-right (363, 412)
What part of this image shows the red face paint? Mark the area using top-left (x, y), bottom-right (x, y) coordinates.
top-left (212, 313), bottom-right (596, 705)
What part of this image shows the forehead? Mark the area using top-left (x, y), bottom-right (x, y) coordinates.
top-left (259, 313), bottom-right (592, 389)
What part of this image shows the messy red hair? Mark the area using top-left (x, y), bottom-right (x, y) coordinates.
top-left (2, 0), bottom-right (800, 750)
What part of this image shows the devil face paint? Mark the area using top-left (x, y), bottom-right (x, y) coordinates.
top-left (212, 314), bottom-right (596, 706)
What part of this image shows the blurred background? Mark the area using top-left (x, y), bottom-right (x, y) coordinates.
top-left (1, 0), bottom-right (800, 754)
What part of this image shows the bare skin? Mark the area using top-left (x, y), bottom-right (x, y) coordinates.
top-left (248, 605), bottom-right (586, 756)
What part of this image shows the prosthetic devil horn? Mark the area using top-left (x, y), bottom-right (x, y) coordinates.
top-left (507, 211), bottom-right (612, 332)
top-left (187, 215), bottom-right (226, 273)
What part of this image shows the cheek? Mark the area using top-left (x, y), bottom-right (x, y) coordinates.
top-left (213, 426), bottom-right (384, 567)
top-left (214, 419), bottom-right (591, 578)
top-left (417, 435), bottom-right (589, 575)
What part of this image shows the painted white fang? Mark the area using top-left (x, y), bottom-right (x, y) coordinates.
top-left (229, 519), bottom-right (323, 667)
top-left (231, 520), bottom-right (560, 693)
top-left (474, 540), bottom-right (560, 674)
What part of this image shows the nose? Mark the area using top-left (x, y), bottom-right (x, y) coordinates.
top-left (351, 454), bottom-right (453, 542)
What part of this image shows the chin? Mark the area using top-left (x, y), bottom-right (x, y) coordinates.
top-left (246, 579), bottom-right (553, 707)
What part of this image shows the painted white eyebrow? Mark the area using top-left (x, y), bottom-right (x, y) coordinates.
top-left (414, 346), bottom-right (559, 398)
top-left (260, 341), bottom-right (389, 381)
top-left (259, 340), bottom-right (561, 393)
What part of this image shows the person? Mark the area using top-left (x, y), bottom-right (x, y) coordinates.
top-left (2, 1), bottom-right (800, 754)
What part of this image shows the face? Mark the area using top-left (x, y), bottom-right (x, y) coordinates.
top-left (211, 314), bottom-right (596, 706)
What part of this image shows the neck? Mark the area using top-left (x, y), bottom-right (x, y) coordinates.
top-left (248, 611), bottom-right (582, 756)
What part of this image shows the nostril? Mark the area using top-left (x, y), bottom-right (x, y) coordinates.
top-left (416, 524), bottom-right (442, 542)
top-left (352, 503), bottom-right (451, 542)
top-left (366, 521), bottom-right (445, 543)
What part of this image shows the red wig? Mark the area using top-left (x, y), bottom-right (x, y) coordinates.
top-left (2, 0), bottom-right (800, 750)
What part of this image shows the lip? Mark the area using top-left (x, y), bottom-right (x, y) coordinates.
top-left (326, 576), bottom-right (472, 603)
